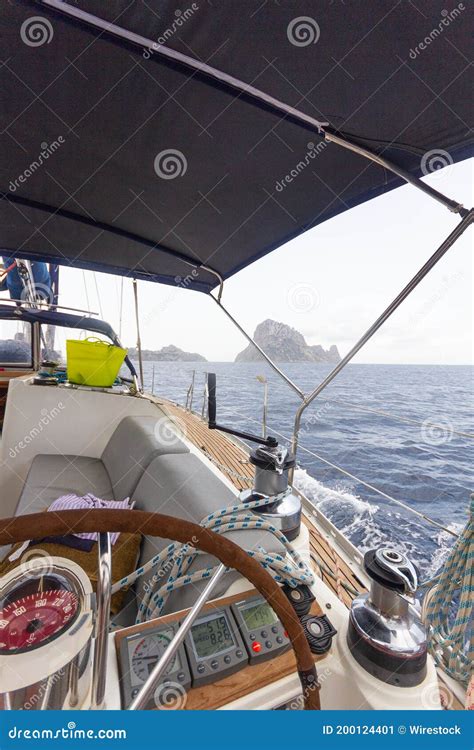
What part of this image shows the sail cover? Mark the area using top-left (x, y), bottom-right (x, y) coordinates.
top-left (1, 0), bottom-right (473, 292)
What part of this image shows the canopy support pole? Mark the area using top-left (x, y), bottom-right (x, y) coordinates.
top-left (323, 130), bottom-right (467, 217)
top-left (289, 209), bottom-right (473, 476)
top-left (39, 0), bottom-right (468, 217)
top-left (132, 278), bottom-right (144, 391)
top-left (211, 295), bottom-right (305, 400)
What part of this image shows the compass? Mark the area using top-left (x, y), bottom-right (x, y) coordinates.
top-left (0, 577), bottom-right (80, 654)
top-left (0, 557), bottom-right (94, 710)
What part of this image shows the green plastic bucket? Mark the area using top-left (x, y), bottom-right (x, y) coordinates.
top-left (66, 337), bottom-right (127, 387)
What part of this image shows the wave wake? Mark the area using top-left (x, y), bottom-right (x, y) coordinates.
top-left (294, 468), bottom-right (460, 578)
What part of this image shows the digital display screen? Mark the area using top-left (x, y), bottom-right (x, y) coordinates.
top-left (240, 601), bottom-right (278, 631)
top-left (191, 613), bottom-right (235, 659)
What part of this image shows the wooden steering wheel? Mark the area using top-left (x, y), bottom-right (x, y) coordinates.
top-left (0, 509), bottom-right (321, 710)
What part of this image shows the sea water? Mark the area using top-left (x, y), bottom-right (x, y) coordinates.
top-left (136, 361), bottom-right (473, 577)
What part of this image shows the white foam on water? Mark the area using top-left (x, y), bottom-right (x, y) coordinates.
top-left (294, 467), bottom-right (460, 576)
top-left (294, 467), bottom-right (381, 549)
top-left (426, 522), bottom-right (463, 579)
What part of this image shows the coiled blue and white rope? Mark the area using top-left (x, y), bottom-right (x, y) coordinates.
top-left (422, 494), bottom-right (473, 687)
top-left (111, 492), bottom-right (314, 623)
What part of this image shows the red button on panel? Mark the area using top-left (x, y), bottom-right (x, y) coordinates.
top-left (252, 641), bottom-right (262, 653)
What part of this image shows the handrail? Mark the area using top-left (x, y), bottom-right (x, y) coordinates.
top-left (0, 296), bottom-right (99, 316)
top-left (185, 369), bottom-right (196, 411)
top-left (201, 372), bottom-right (208, 419)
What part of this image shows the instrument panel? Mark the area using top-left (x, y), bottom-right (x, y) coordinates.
top-left (231, 595), bottom-right (290, 663)
top-left (184, 608), bottom-right (248, 687)
top-left (119, 622), bottom-right (191, 709)
top-left (117, 595), bottom-right (291, 708)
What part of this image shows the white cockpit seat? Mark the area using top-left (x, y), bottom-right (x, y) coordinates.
top-left (13, 415), bottom-right (284, 623)
top-left (16, 455), bottom-right (114, 515)
top-left (15, 415), bottom-right (189, 516)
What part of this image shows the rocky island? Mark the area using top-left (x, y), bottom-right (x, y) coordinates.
top-left (127, 344), bottom-right (207, 362)
top-left (235, 319), bottom-right (341, 364)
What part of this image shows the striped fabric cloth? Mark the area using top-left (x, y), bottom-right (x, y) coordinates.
top-left (48, 494), bottom-right (132, 545)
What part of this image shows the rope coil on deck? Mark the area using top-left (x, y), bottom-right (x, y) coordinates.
top-left (111, 492), bottom-right (314, 623)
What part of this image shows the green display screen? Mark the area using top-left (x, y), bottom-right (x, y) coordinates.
top-left (191, 614), bottom-right (235, 659)
top-left (241, 601), bottom-right (278, 631)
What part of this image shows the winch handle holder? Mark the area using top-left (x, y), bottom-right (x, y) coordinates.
top-left (207, 372), bottom-right (278, 447)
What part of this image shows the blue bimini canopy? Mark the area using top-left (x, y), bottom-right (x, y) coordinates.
top-left (1, 1), bottom-right (472, 292)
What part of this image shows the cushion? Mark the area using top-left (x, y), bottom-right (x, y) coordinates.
top-left (16, 455), bottom-right (114, 516)
top-left (101, 415), bottom-right (189, 501)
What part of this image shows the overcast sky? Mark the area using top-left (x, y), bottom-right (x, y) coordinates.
top-left (35, 159), bottom-right (474, 365)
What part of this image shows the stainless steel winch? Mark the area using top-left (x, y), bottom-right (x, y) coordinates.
top-left (239, 442), bottom-right (301, 541)
top-left (347, 547), bottom-right (427, 687)
top-left (206, 373), bottom-right (301, 541)
top-left (207, 372), bottom-right (301, 542)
